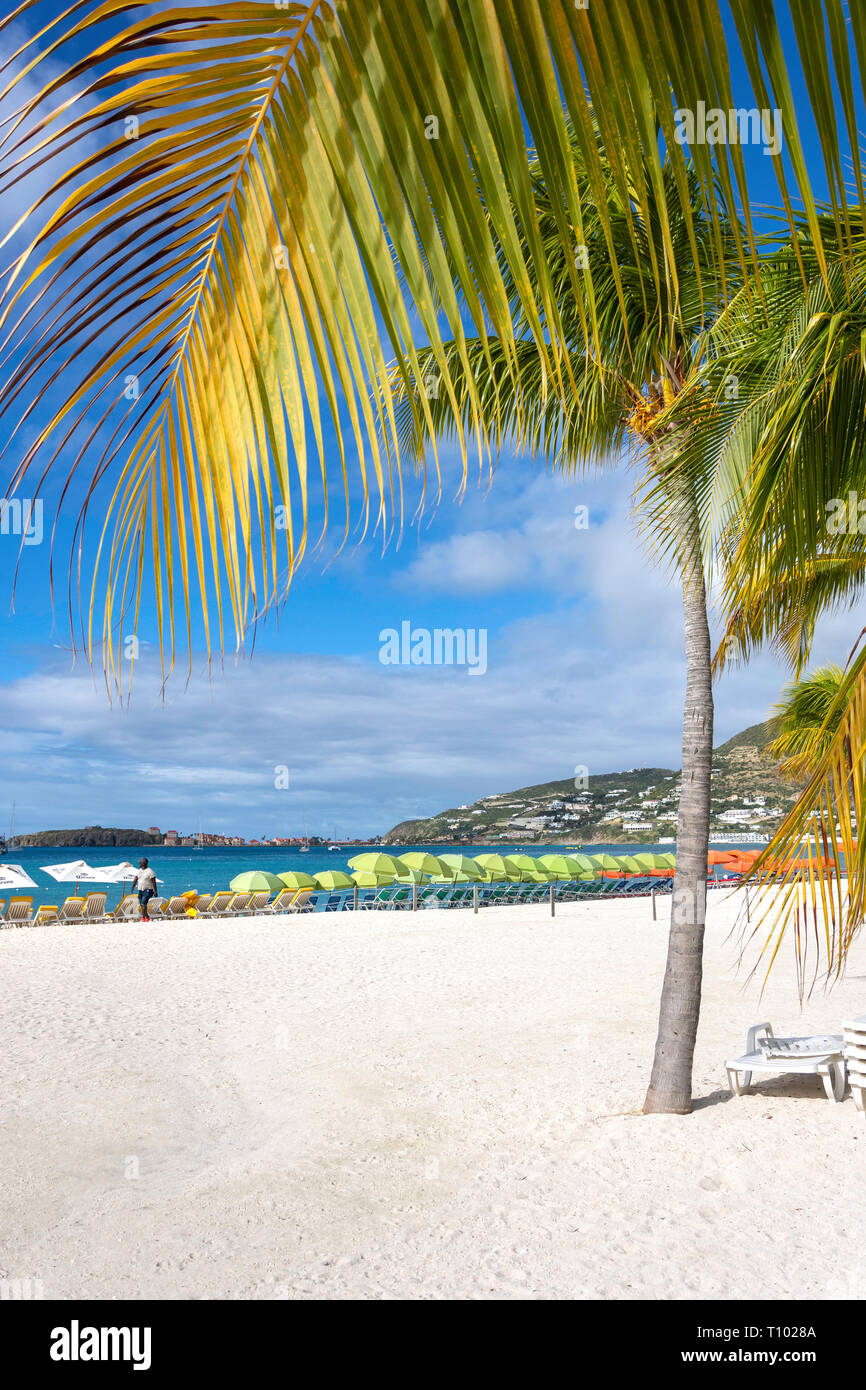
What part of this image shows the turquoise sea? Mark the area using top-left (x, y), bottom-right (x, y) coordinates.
top-left (3, 839), bottom-right (763, 911)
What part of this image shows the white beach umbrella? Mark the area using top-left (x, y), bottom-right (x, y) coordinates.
top-left (0, 863), bottom-right (38, 890)
top-left (101, 862), bottom-right (164, 885)
top-left (73, 865), bottom-right (128, 884)
top-left (106, 861), bottom-right (137, 879)
top-left (40, 859), bottom-right (94, 883)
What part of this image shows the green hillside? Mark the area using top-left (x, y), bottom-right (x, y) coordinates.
top-left (382, 719), bottom-right (800, 845)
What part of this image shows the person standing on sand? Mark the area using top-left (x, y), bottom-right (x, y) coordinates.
top-left (132, 858), bottom-right (158, 921)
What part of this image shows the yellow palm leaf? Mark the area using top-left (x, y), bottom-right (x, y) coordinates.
top-left (0, 1), bottom-right (854, 683)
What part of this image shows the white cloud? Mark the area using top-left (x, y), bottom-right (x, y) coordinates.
top-left (3, 582), bottom-right (863, 839)
top-left (4, 440), bottom-right (865, 839)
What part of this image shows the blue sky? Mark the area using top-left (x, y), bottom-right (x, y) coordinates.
top-left (1, 4), bottom-right (864, 840)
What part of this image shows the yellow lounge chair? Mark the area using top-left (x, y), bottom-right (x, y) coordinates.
top-left (106, 894), bottom-right (139, 921)
top-left (145, 896), bottom-right (167, 919)
top-left (260, 887), bottom-right (296, 914)
top-left (163, 895), bottom-right (194, 917)
top-left (287, 889), bottom-right (314, 913)
top-left (2, 895), bottom-right (34, 926)
top-left (225, 892), bottom-right (252, 916)
top-left (58, 896), bottom-right (85, 923)
top-left (246, 891), bottom-right (272, 914)
top-left (33, 904), bottom-right (58, 925)
top-left (81, 891), bottom-right (108, 923)
top-left (200, 891), bottom-right (233, 918)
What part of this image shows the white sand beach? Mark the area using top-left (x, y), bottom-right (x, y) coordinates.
top-left (2, 890), bottom-right (864, 1302)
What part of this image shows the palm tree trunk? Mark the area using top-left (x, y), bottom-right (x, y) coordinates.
top-left (644, 476), bottom-right (714, 1115)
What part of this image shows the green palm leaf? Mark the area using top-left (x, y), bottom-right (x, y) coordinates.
top-left (0, 0), bottom-right (857, 683)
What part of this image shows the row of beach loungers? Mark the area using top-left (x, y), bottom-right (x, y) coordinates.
top-left (0, 874), bottom-right (687, 926)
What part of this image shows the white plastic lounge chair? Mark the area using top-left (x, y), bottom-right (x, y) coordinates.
top-left (358, 885), bottom-right (408, 910)
top-left (257, 887), bottom-right (294, 914)
top-left (287, 889), bottom-right (314, 913)
top-left (146, 896), bottom-right (167, 919)
top-left (224, 892), bottom-right (252, 917)
top-left (447, 885), bottom-right (476, 908)
top-left (57, 896), bottom-right (85, 923)
top-left (419, 885), bottom-right (452, 909)
top-left (106, 894), bottom-right (139, 921)
top-left (263, 888), bottom-right (313, 914)
top-left (192, 894), bottom-right (212, 913)
top-left (33, 904), bottom-right (58, 925)
top-left (81, 892), bottom-right (108, 923)
top-left (2, 895), bottom-right (34, 926)
top-left (198, 891), bottom-right (232, 918)
top-left (161, 895), bottom-right (194, 917)
top-left (246, 891), bottom-right (272, 914)
top-left (726, 1021), bottom-right (846, 1103)
top-left (843, 1016), bottom-right (866, 1119)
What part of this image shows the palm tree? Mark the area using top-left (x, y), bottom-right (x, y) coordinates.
top-left (394, 147), bottom-right (740, 1113)
top-left (0, 0), bottom-right (860, 1090)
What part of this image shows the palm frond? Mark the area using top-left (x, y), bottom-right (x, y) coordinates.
top-left (768, 664), bottom-right (846, 777)
top-left (714, 553), bottom-right (866, 675)
top-left (0, 0), bottom-right (855, 683)
top-left (742, 634), bottom-right (866, 997)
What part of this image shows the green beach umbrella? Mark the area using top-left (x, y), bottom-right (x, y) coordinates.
top-left (399, 851), bottom-right (446, 875)
top-left (538, 854), bottom-right (579, 879)
top-left (590, 853), bottom-right (621, 871)
top-left (230, 870), bottom-right (285, 893)
top-left (430, 870), bottom-right (476, 883)
top-left (349, 864), bottom-right (397, 885)
top-left (616, 855), bottom-right (643, 874)
top-left (277, 870), bottom-right (317, 890)
top-left (657, 852), bottom-right (677, 868)
top-left (313, 870), bottom-right (354, 891)
top-left (395, 866), bottom-right (427, 884)
top-left (506, 854), bottom-right (557, 881)
top-left (348, 852), bottom-right (409, 876)
top-left (632, 853), bottom-right (658, 871)
top-left (438, 854), bottom-right (485, 881)
top-left (539, 853), bottom-right (597, 880)
top-left (474, 853), bottom-right (524, 881)
top-left (350, 869), bottom-right (395, 888)
top-left (506, 854), bottom-right (545, 872)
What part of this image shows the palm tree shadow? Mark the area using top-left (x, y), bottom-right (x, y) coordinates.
top-left (692, 1089), bottom-right (734, 1110)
